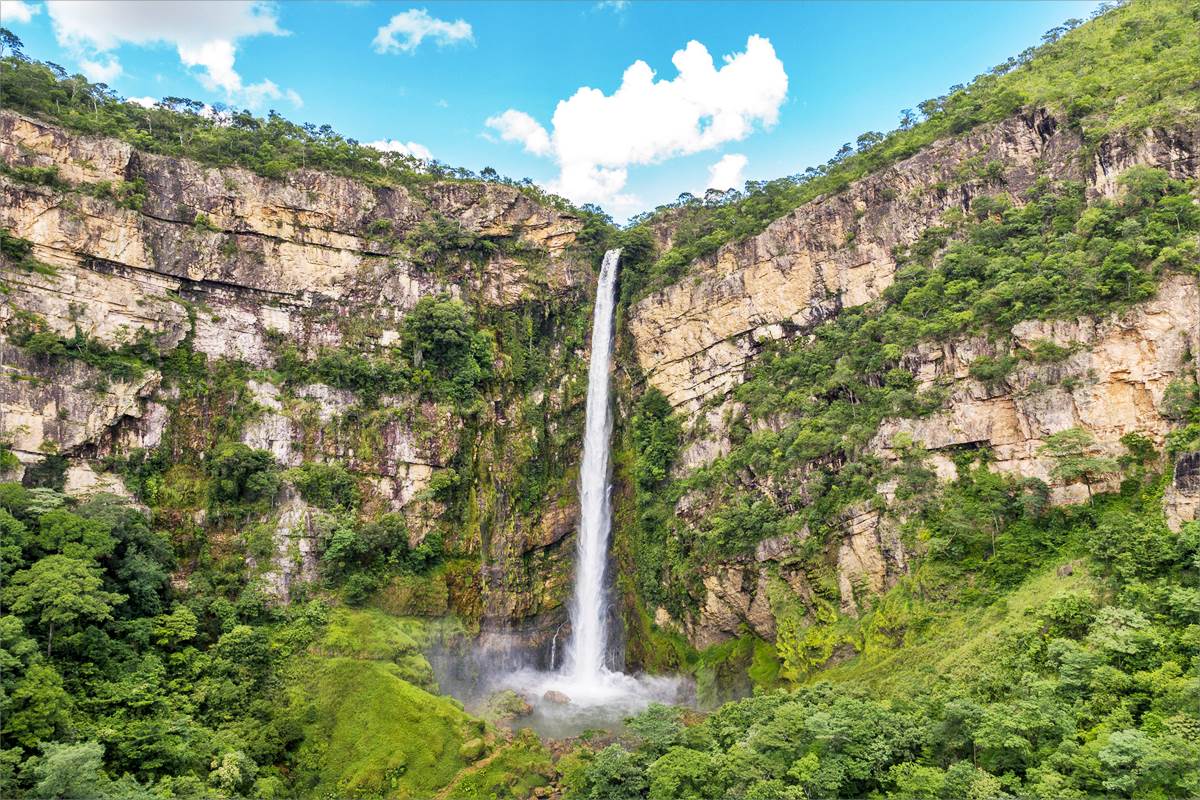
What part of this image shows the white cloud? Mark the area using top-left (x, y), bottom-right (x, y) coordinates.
top-left (80, 55), bottom-right (122, 83)
top-left (4, 0), bottom-right (40, 24)
top-left (44, 1), bottom-right (301, 108)
top-left (704, 153), bottom-right (748, 193)
top-left (595, 1), bottom-right (629, 12)
top-left (126, 96), bottom-right (158, 109)
top-left (484, 109), bottom-right (552, 157)
top-left (486, 35), bottom-right (786, 208)
top-left (367, 139), bottom-right (433, 161)
top-left (373, 8), bottom-right (473, 54)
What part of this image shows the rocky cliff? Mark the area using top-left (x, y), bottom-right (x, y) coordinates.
top-left (3, 105), bottom-right (1197, 663)
top-left (0, 110), bottom-right (592, 644)
top-left (629, 111), bottom-right (1197, 413)
top-left (624, 109), bottom-right (1200, 650)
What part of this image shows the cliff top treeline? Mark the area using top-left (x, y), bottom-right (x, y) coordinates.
top-left (0, 29), bottom-right (578, 214)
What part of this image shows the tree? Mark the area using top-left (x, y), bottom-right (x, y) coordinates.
top-left (1038, 428), bottom-right (1119, 500)
top-left (631, 389), bottom-right (682, 490)
top-left (31, 741), bottom-right (112, 800)
top-left (400, 296), bottom-right (493, 405)
top-left (647, 746), bottom-right (714, 800)
top-left (5, 555), bottom-right (125, 656)
top-left (207, 443), bottom-right (280, 513)
top-left (5, 663), bottom-right (72, 748)
top-left (0, 27), bottom-right (24, 60)
top-left (209, 750), bottom-right (258, 794)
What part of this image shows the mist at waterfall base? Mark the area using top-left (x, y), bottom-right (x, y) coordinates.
top-left (429, 250), bottom-right (689, 739)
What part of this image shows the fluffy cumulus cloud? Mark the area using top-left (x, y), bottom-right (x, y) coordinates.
top-left (366, 139), bottom-right (433, 161)
top-left (484, 110), bottom-right (552, 157)
top-left (485, 35), bottom-right (786, 210)
top-left (704, 153), bottom-right (748, 193)
top-left (80, 56), bottom-right (122, 84)
top-left (373, 8), bottom-right (473, 54)
top-left (4, 0), bottom-right (40, 24)
top-left (43, 1), bottom-right (302, 109)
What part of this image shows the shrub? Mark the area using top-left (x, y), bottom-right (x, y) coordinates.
top-left (288, 461), bottom-right (358, 512)
top-left (206, 444), bottom-right (279, 514)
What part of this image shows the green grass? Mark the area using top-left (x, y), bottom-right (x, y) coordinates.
top-left (283, 608), bottom-right (492, 799)
top-left (288, 657), bottom-right (480, 799)
top-left (815, 561), bottom-right (1099, 694)
top-left (437, 729), bottom-right (555, 800)
top-left (314, 607), bottom-right (438, 690)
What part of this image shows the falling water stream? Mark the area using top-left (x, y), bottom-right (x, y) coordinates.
top-left (564, 246), bottom-right (620, 685)
top-left (456, 248), bottom-right (685, 738)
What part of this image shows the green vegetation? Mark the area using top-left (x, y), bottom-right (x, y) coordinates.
top-left (3, 3), bottom-right (1198, 798)
top-left (439, 730), bottom-right (555, 800)
top-left (623, 169), bottom-right (1198, 617)
top-left (0, 229), bottom-right (57, 276)
top-left (275, 608), bottom-right (481, 799)
top-left (568, 478), bottom-right (1200, 799)
top-left (628, 0), bottom-right (1200, 301)
top-left (2, 304), bottom-right (173, 384)
top-left (270, 295), bottom-right (495, 408)
top-left (286, 659), bottom-right (475, 799)
top-left (0, 478), bottom-right (486, 799)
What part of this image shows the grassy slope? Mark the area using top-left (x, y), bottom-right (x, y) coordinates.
top-left (815, 562), bottom-right (1099, 695)
top-left (285, 608), bottom-right (483, 799)
top-left (436, 730), bottom-right (555, 800)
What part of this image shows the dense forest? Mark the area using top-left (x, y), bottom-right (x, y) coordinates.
top-left (1, 0), bottom-right (1199, 798)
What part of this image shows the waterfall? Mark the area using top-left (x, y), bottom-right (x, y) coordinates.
top-left (564, 248), bottom-right (620, 686)
top-left (471, 247), bottom-right (684, 731)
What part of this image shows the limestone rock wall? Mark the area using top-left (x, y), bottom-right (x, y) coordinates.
top-left (0, 110), bottom-right (589, 623)
top-left (626, 111), bottom-right (1199, 649)
top-left (629, 111), bottom-right (1198, 413)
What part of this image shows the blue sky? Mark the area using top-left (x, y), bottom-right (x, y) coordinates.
top-left (3, 0), bottom-right (1100, 218)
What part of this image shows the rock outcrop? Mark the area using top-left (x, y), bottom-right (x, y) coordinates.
top-left (625, 110), bottom-right (1199, 648)
top-left (0, 110), bottom-right (590, 628)
top-left (870, 275), bottom-right (1200, 501)
top-left (629, 111), bottom-right (1198, 413)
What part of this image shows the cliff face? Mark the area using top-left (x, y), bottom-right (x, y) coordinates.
top-left (629, 111), bottom-right (1197, 413)
top-left (3, 106), bottom-right (1197, 660)
top-left (625, 110), bottom-right (1200, 650)
top-left (0, 110), bottom-right (590, 642)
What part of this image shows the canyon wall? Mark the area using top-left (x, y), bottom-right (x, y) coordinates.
top-left (626, 110), bottom-right (1199, 648)
top-left (3, 107), bottom-right (1197, 658)
top-left (0, 110), bottom-right (590, 642)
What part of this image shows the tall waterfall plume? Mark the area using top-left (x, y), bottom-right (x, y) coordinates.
top-left (565, 248), bottom-right (620, 686)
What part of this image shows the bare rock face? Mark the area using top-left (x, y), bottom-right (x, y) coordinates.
top-left (685, 530), bottom-right (813, 647)
top-left (1165, 453), bottom-right (1200, 532)
top-left (870, 276), bottom-right (1200, 501)
top-left (0, 342), bottom-right (161, 460)
top-left (629, 111), bottom-right (1198, 414)
top-left (63, 462), bottom-right (136, 501)
top-left (251, 484), bottom-right (323, 603)
top-left (836, 505), bottom-right (908, 616)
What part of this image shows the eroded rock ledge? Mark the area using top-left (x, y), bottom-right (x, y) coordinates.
top-left (629, 110), bottom-right (1198, 412)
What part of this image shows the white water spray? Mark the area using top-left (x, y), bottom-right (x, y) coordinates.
top-left (565, 247), bottom-right (620, 686)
